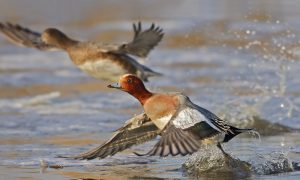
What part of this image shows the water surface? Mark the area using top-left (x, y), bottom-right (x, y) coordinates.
top-left (0, 0), bottom-right (300, 179)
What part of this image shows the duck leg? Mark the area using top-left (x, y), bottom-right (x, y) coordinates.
top-left (217, 142), bottom-right (231, 158)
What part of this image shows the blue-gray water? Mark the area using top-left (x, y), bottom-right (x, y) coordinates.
top-left (0, 0), bottom-right (300, 179)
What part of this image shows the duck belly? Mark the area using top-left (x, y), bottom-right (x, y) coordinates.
top-left (78, 59), bottom-right (128, 81)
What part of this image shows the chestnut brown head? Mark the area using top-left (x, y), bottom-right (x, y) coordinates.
top-left (108, 74), bottom-right (153, 105)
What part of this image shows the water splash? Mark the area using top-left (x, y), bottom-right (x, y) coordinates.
top-left (183, 145), bottom-right (296, 178)
top-left (247, 130), bottom-right (261, 143)
top-left (219, 14), bottom-right (300, 129)
top-left (250, 152), bottom-right (294, 175)
top-left (182, 144), bottom-right (252, 179)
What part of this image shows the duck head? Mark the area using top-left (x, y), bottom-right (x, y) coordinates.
top-left (108, 74), bottom-right (153, 105)
top-left (41, 28), bottom-right (77, 49)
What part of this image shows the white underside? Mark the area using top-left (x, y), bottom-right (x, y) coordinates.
top-left (78, 59), bottom-right (127, 81)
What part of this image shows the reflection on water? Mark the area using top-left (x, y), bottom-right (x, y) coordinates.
top-left (0, 0), bottom-right (300, 180)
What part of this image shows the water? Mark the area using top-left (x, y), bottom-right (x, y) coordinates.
top-left (0, 0), bottom-right (300, 179)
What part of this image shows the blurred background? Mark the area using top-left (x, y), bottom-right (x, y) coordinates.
top-left (0, 0), bottom-right (300, 179)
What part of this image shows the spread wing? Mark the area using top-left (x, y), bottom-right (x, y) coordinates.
top-left (0, 22), bottom-right (59, 50)
top-left (137, 96), bottom-right (230, 157)
top-left (136, 124), bottom-right (201, 157)
top-left (58, 113), bottom-right (160, 160)
top-left (117, 22), bottom-right (164, 58)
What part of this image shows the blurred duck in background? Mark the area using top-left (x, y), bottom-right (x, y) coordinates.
top-left (0, 22), bottom-right (164, 81)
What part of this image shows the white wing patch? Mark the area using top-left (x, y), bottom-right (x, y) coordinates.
top-left (78, 59), bottom-right (127, 81)
top-left (153, 114), bottom-right (173, 130)
top-left (173, 107), bottom-right (221, 132)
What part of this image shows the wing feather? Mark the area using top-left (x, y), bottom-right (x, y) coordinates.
top-left (175, 95), bottom-right (230, 133)
top-left (137, 124), bottom-right (201, 157)
top-left (58, 113), bottom-right (160, 160)
top-left (117, 22), bottom-right (164, 57)
top-left (190, 103), bottom-right (231, 132)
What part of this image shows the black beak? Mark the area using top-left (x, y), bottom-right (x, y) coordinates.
top-left (107, 82), bottom-right (121, 89)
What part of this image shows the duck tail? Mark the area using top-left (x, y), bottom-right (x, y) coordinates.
top-left (223, 126), bottom-right (252, 143)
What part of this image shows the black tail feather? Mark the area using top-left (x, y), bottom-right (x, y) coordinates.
top-left (223, 126), bottom-right (252, 143)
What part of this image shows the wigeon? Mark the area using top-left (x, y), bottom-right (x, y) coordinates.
top-left (62, 74), bottom-right (251, 160)
top-left (0, 22), bottom-right (163, 81)
top-left (107, 74), bottom-right (252, 157)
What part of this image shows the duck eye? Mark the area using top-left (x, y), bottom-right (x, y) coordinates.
top-left (127, 78), bottom-right (133, 83)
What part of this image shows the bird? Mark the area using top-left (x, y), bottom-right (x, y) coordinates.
top-left (61, 74), bottom-right (252, 160)
top-left (0, 22), bottom-right (163, 82)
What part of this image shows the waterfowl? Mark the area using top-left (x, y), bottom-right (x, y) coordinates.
top-left (108, 74), bottom-right (252, 156)
top-left (0, 22), bottom-right (163, 81)
top-left (63, 74), bottom-right (251, 160)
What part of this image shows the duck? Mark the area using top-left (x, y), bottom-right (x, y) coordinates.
top-left (62, 74), bottom-right (252, 160)
top-left (0, 22), bottom-right (163, 81)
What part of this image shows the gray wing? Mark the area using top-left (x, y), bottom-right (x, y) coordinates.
top-left (59, 113), bottom-right (160, 160)
top-left (136, 123), bottom-right (201, 157)
top-left (0, 22), bottom-right (59, 50)
top-left (187, 100), bottom-right (230, 132)
top-left (117, 22), bottom-right (164, 58)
